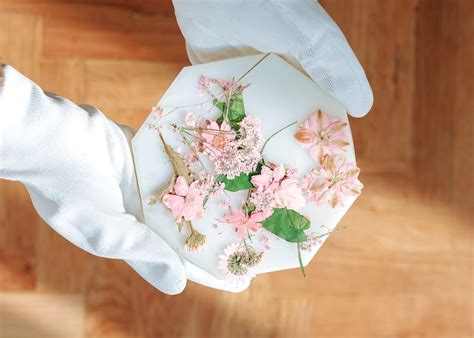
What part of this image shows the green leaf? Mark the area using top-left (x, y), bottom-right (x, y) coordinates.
top-left (261, 208), bottom-right (310, 243)
top-left (213, 93), bottom-right (246, 131)
top-left (217, 172), bottom-right (254, 192)
top-left (217, 162), bottom-right (263, 192)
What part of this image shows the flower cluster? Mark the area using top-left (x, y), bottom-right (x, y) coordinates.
top-left (295, 110), bottom-right (363, 207)
top-left (148, 70), bottom-right (363, 284)
top-left (250, 164), bottom-right (305, 212)
top-left (212, 118), bottom-right (263, 179)
top-left (222, 208), bottom-right (271, 239)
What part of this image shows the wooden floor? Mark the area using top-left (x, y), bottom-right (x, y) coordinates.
top-left (0, 1), bottom-right (472, 337)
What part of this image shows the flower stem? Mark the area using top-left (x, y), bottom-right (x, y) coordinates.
top-left (261, 121), bottom-right (297, 153)
top-left (236, 53), bottom-right (271, 83)
top-left (297, 242), bottom-right (306, 277)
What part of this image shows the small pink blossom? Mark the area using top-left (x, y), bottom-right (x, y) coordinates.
top-left (183, 152), bottom-right (197, 165)
top-left (198, 75), bottom-right (250, 96)
top-left (223, 209), bottom-right (271, 238)
top-left (250, 164), bottom-right (305, 211)
top-left (185, 112), bottom-right (196, 127)
top-left (211, 118), bottom-right (263, 178)
top-left (151, 105), bottom-right (165, 117)
top-left (303, 155), bottom-right (363, 208)
top-left (200, 120), bottom-right (235, 157)
top-left (252, 165), bottom-right (285, 191)
top-left (295, 110), bottom-right (349, 163)
top-left (162, 176), bottom-right (206, 222)
top-left (259, 234), bottom-right (271, 250)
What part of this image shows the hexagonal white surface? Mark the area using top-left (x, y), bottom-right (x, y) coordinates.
top-left (132, 54), bottom-right (358, 281)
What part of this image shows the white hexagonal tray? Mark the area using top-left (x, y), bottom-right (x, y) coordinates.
top-left (132, 54), bottom-right (361, 285)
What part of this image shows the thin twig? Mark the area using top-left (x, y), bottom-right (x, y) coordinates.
top-left (261, 121), bottom-right (297, 153)
top-left (236, 53), bottom-right (271, 83)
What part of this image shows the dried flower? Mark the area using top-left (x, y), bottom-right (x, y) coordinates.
top-left (295, 110), bottom-right (349, 163)
top-left (162, 176), bottom-right (206, 222)
top-left (274, 178), bottom-right (306, 211)
top-left (218, 242), bottom-right (263, 284)
top-left (302, 155), bottom-right (363, 208)
top-left (222, 209), bottom-right (270, 238)
top-left (200, 120), bottom-right (235, 157)
top-left (184, 228), bottom-right (207, 252)
top-left (237, 116), bottom-right (264, 149)
top-left (211, 117), bottom-right (263, 179)
top-left (185, 112), bottom-right (196, 126)
top-left (299, 231), bottom-right (325, 252)
top-left (250, 164), bottom-right (305, 211)
top-left (151, 105), bottom-right (165, 117)
top-left (198, 75), bottom-right (250, 96)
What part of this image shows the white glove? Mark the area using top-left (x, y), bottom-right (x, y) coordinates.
top-left (0, 0), bottom-right (373, 296)
top-left (0, 65), bottom-right (251, 294)
top-left (173, 0), bottom-right (373, 117)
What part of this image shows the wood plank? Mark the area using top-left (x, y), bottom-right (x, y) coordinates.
top-left (84, 60), bottom-right (184, 129)
top-left (321, 0), bottom-right (417, 164)
top-left (414, 0), bottom-right (474, 211)
top-left (85, 260), bottom-right (137, 338)
top-left (0, 292), bottom-right (84, 338)
top-left (0, 13), bottom-right (42, 82)
top-left (0, 1), bottom-right (187, 62)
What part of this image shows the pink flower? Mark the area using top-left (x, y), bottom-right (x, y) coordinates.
top-left (274, 178), bottom-right (306, 210)
top-left (185, 112), bottom-right (196, 127)
top-left (303, 155), bottom-right (363, 208)
top-left (198, 75), bottom-right (250, 96)
top-left (162, 176), bottom-right (206, 222)
top-left (250, 164), bottom-right (305, 211)
top-left (251, 165), bottom-right (285, 191)
top-left (200, 120), bottom-right (235, 157)
top-left (295, 110), bottom-right (349, 163)
top-left (151, 105), bottom-right (165, 117)
top-left (223, 209), bottom-right (271, 238)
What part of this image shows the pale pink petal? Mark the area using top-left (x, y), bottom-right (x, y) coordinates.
top-left (162, 194), bottom-right (185, 221)
top-left (174, 176), bottom-right (189, 196)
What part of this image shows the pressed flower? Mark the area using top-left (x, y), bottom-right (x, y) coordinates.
top-left (299, 231), bottom-right (325, 252)
top-left (274, 178), bottom-right (306, 211)
top-left (151, 105), bottom-right (165, 117)
top-left (184, 228), bottom-right (207, 252)
top-left (250, 164), bottom-right (305, 211)
top-left (205, 117), bottom-right (263, 179)
top-left (162, 176), bottom-right (206, 222)
top-left (218, 242), bottom-right (263, 285)
top-left (200, 120), bottom-right (235, 157)
top-left (185, 112), bottom-right (196, 127)
top-left (198, 75), bottom-right (250, 96)
top-left (303, 155), bottom-right (363, 208)
top-left (295, 110), bottom-right (349, 163)
top-left (223, 209), bottom-right (270, 238)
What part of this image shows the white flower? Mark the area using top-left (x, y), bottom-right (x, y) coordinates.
top-left (218, 242), bottom-right (262, 286)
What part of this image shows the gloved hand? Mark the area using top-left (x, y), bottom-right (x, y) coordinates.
top-left (173, 0), bottom-right (373, 117)
top-left (0, 65), bottom-right (244, 295)
top-left (0, 0), bottom-right (373, 295)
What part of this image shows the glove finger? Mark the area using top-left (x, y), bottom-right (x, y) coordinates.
top-left (184, 259), bottom-right (250, 293)
top-left (173, 0), bottom-right (373, 117)
top-left (297, 4), bottom-right (373, 117)
top-left (26, 185), bottom-right (187, 295)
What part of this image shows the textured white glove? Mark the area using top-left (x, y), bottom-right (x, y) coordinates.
top-left (173, 0), bottom-right (373, 117)
top-left (0, 65), bottom-right (250, 294)
top-left (0, 0), bottom-right (373, 295)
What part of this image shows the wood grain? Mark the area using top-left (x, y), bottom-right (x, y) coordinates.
top-left (0, 1), bottom-right (472, 337)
